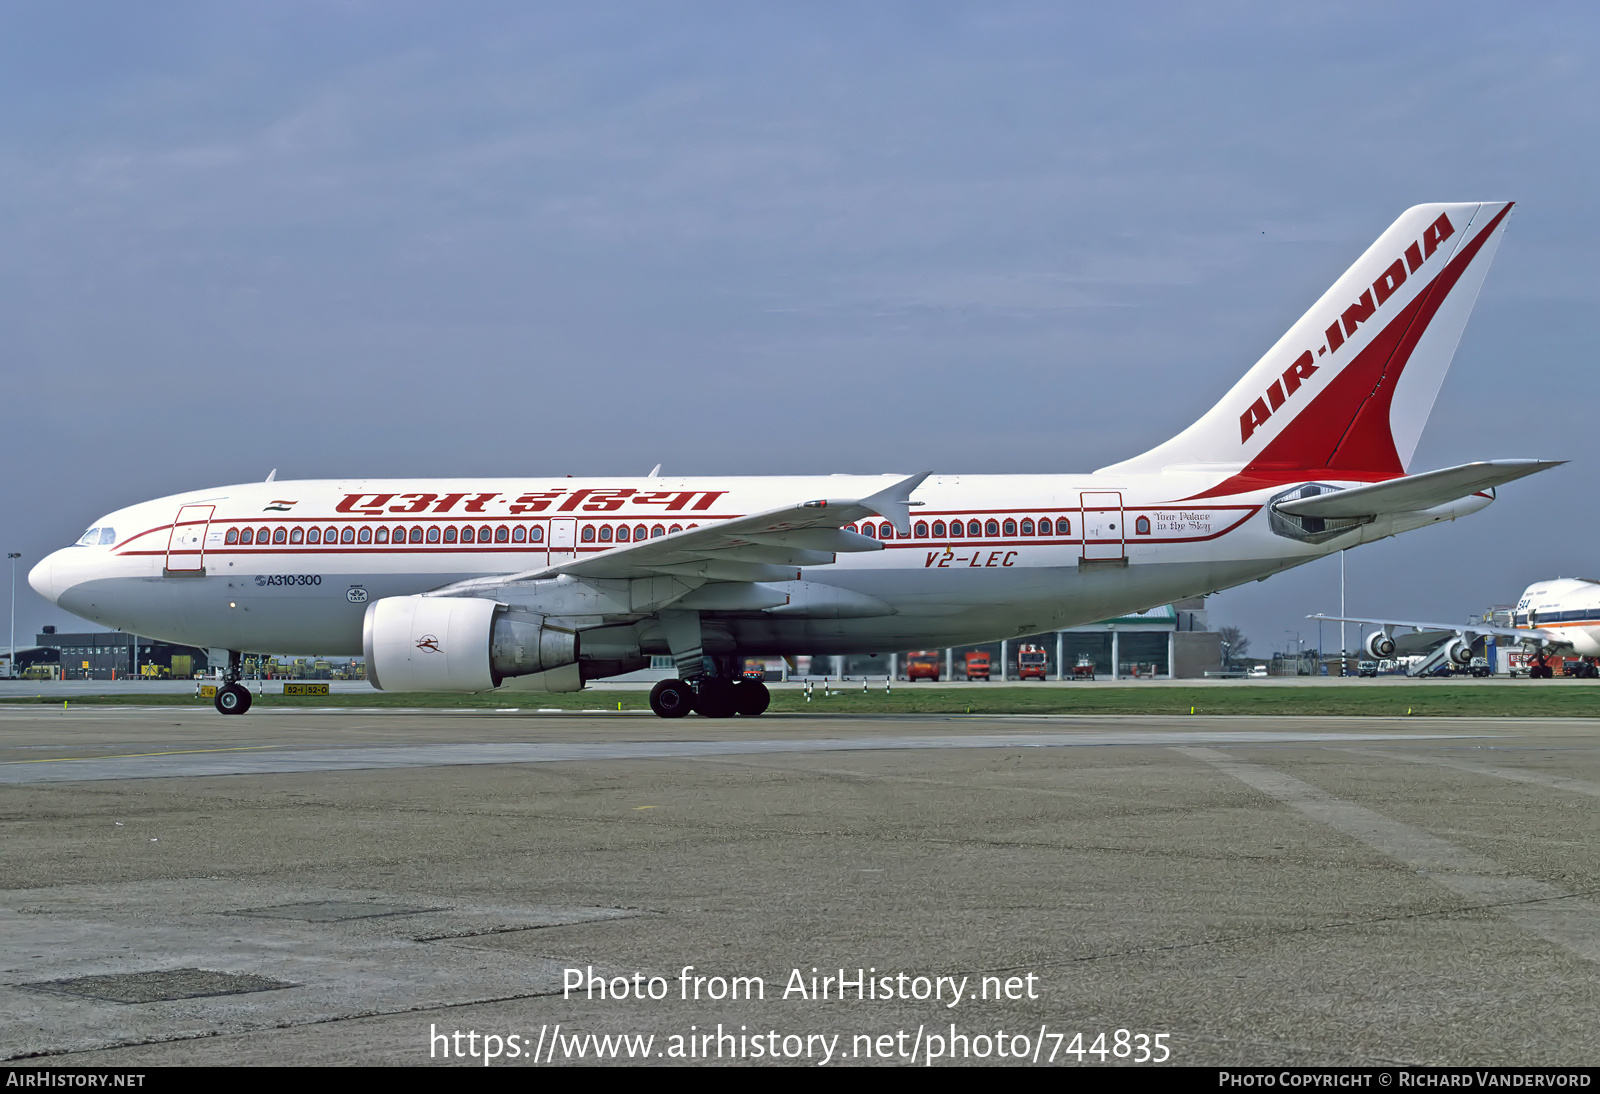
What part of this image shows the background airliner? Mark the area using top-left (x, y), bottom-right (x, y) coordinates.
top-left (31, 202), bottom-right (1559, 717)
top-left (1316, 576), bottom-right (1600, 678)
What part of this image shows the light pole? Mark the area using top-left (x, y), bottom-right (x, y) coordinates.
top-left (7, 553), bottom-right (19, 680)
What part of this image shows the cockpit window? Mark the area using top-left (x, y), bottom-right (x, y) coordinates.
top-left (99, 528), bottom-right (116, 545)
top-left (77, 528), bottom-right (99, 546)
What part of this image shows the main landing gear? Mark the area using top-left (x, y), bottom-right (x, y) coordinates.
top-left (648, 675), bottom-right (771, 719)
top-left (215, 650), bottom-right (253, 715)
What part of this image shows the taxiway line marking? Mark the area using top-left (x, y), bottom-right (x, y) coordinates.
top-left (1, 745), bottom-right (280, 765)
top-left (1338, 746), bottom-right (1600, 799)
top-left (1176, 746), bottom-right (1600, 965)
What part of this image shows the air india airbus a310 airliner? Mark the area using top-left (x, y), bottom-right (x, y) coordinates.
top-left (30, 202), bottom-right (1558, 717)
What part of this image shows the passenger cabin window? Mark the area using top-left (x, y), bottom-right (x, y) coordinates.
top-left (651, 524), bottom-right (665, 538)
top-left (529, 525), bottom-right (544, 542)
top-left (634, 524), bottom-right (648, 541)
top-left (599, 526), bottom-right (613, 542)
top-left (862, 524), bottom-right (876, 539)
top-left (581, 525), bottom-right (595, 542)
top-left (985, 519), bottom-right (999, 537)
top-left (392, 527), bottom-right (407, 545)
top-left (1020, 519), bottom-right (1034, 536)
top-left (426, 526), bottom-right (440, 543)
top-left (1002, 519), bottom-right (1016, 536)
top-left (372, 527), bottom-right (385, 544)
top-left (308, 527), bottom-right (322, 544)
top-left (915, 521), bottom-right (929, 538)
top-left (1056, 518), bottom-right (1071, 535)
top-left (409, 527), bottom-right (424, 544)
top-left (479, 525), bottom-right (493, 542)
top-left (324, 526), bottom-right (337, 543)
top-left (932, 521), bottom-right (946, 537)
top-left (257, 526), bottom-right (270, 543)
top-left (669, 524), bottom-right (682, 534)
top-left (444, 527), bottom-right (457, 543)
top-left (1037, 517), bottom-right (1051, 536)
top-left (617, 525), bottom-right (630, 542)
top-left (289, 527), bottom-right (304, 544)
top-left (968, 520), bottom-right (981, 536)
top-left (494, 526), bottom-right (509, 543)
top-left (513, 526), bottom-right (527, 543)
top-left (1135, 515), bottom-right (1151, 535)
top-left (225, 528), bottom-right (240, 545)
top-left (273, 528), bottom-right (287, 544)
top-left (458, 526), bottom-right (471, 543)
top-left (356, 526), bottom-right (369, 543)
top-left (948, 520), bottom-right (962, 538)
top-left (239, 528), bottom-right (254, 545)
top-left (342, 527), bottom-right (357, 544)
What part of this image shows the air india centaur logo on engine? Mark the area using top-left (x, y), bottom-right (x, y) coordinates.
top-left (416, 635), bottom-right (442, 654)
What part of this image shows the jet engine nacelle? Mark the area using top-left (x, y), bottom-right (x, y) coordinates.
top-left (1364, 631), bottom-right (1396, 659)
top-left (1445, 637), bottom-right (1475, 666)
top-left (363, 595), bottom-right (578, 692)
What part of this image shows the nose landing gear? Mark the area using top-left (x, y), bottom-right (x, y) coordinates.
top-left (214, 650), bottom-right (253, 715)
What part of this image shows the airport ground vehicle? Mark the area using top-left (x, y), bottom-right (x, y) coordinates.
top-left (1017, 645), bottom-right (1048, 679)
top-left (964, 651), bottom-right (991, 681)
top-left (1072, 654), bottom-right (1096, 680)
top-left (905, 650), bottom-right (942, 682)
top-left (31, 203), bottom-right (1555, 719)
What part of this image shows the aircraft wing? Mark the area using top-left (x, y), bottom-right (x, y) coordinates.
top-left (1307, 613), bottom-right (1566, 646)
top-left (436, 472), bottom-right (929, 590)
top-left (1274, 460), bottom-right (1563, 519)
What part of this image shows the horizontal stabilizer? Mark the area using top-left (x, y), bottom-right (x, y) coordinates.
top-left (1275, 460), bottom-right (1562, 519)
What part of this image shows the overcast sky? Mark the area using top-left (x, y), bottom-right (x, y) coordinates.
top-left (4, 2), bottom-right (1598, 656)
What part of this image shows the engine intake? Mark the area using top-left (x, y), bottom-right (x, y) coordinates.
top-left (1365, 631), bottom-right (1396, 659)
top-left (363, 596), bottom-right (577, 692)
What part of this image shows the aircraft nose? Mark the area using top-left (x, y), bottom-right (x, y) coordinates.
top-left (29, 553), bottom-right (61, 605)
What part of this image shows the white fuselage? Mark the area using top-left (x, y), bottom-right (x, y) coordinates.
top-left (30, 471), bottom-right (1488, 670)
top-left (1514, 578), bottom-right (1600, 657)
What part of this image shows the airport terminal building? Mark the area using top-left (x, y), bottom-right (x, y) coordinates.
top-left (31, 629), bottom-right (210, 681)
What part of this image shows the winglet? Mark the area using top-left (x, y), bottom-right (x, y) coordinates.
top-left (858, 472), bottom-right (932, 535)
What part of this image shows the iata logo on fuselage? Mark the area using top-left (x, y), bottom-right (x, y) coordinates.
top-left (1239, 211), bottom-right (1457, 444)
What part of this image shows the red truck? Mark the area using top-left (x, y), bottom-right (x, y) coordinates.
top-left (1017, 644), bottom-right (1048, 680)
top-left (905, 651), bottom-right (942, 682)
top-left (964, 651), bottom-right (991, 681)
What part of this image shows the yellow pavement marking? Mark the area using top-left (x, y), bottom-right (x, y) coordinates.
top-left (3, 745), bottom-right (279, 765)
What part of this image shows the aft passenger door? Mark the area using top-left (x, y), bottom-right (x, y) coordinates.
top-left (1080, 492), bottom-right (1125, 562)
top-left (164, 505), bottom-right (214, 576)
